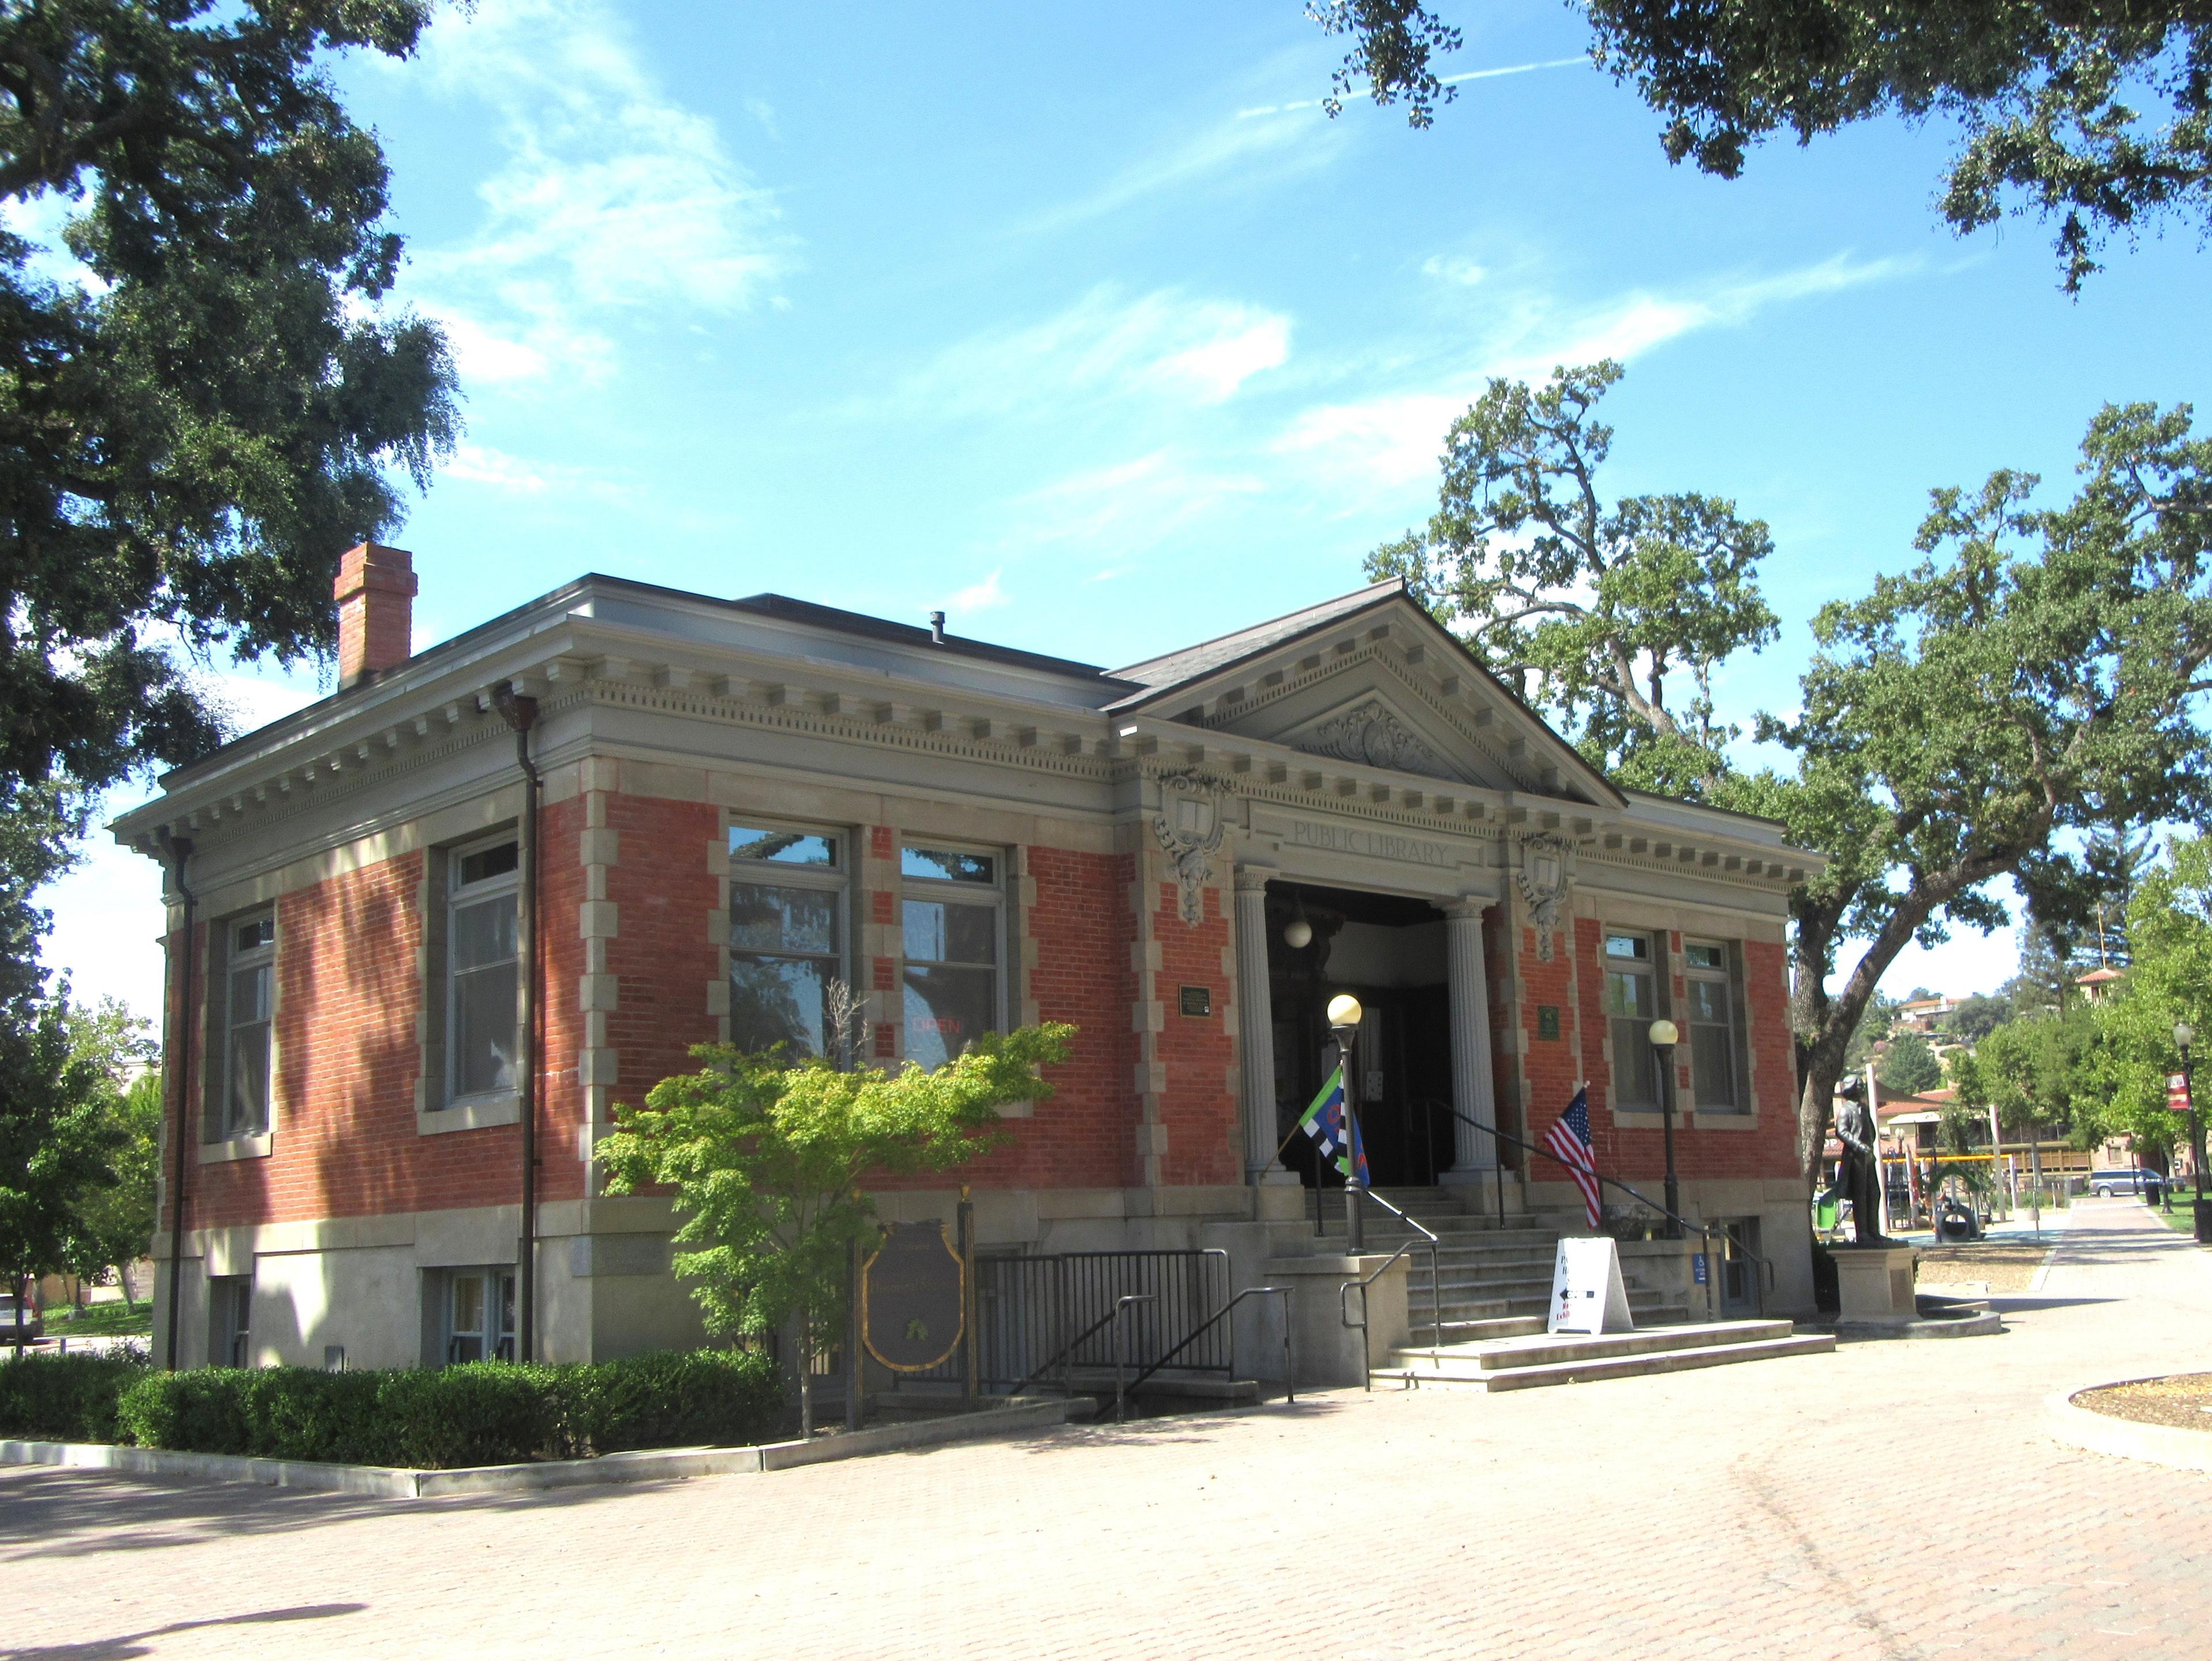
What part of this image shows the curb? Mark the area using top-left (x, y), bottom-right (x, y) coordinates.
top-left (0, 1395), bottom-right (1075, 1500)
top-left (2046, 1379), bottom-right (2212, 1474)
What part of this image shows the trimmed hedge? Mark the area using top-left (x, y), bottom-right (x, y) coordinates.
top-left (3, 1348), bottom-right (781, 1469)
top-left (0, 1351), bottom-right (151, 1444)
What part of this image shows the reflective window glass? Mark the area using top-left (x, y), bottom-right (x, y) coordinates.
top-left (730, 826), bottom-right (839, 867)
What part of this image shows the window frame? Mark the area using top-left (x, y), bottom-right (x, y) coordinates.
top-left (1682, 936), bottom-right (1744, 1113)
top-left (440, 1266), bottom-right (517, 1366)
top-left (444, 833), bottom-right (522, 1108)
top-left (210, 1274), bottom-right (253, 1368)
top-left (897, 839), bottom-right (1008, 1067)
top-left (218, 910), bottom-right (276, 1140)
top-left (724, 818), bottom-right (854, 1064)
top-left (1602, 929), bottom-right (1660, 1110)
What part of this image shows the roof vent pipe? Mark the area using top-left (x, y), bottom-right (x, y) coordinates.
top-left (929, 610), bottom-right (946, 645)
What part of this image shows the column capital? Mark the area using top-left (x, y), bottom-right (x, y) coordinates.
top-left (1444, 898), bottom-right (1491, 923)
top-left (1233, 864), bottom-right (1277, 894)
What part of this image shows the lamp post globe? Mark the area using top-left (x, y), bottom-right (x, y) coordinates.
top-left (1283, 916), bottom-right (1313, 949)
top-left (1648, 1019), bottom-right (1683, 1238)
top-left (1328, 994), bottom-right (1366, 1251)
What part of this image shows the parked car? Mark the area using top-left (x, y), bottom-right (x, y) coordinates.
top-left (2089, 1166), bottom-right (2166, 1199)
top-left (0, 1292), bottom-right (43, 1344)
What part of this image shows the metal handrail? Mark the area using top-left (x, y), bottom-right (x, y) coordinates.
top-left (1338, 1233), bottom-right (1444, 1392)
top-left (1122, 1285), bottom-right (1296, 1404)
top-left (1109, 1295), bottom-right (1155, 1423)
top-left (1359, 1191), bottom-right (1445, 1360)
top-left (1422, 1097), bottom-right (1780, 1303)
top-left (1000, 1247), bottom-right (1232, 1397)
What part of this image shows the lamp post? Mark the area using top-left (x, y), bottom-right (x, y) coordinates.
top-left (1329, 993), bottom-right (1365, 1253)
top-left (1648, 1018), bottom-right (1683, 1238)
top-left (2178, 1021), bottom-right (2211, 1246)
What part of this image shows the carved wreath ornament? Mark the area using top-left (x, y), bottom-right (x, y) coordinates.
top-left (1296, 698), bottom-right (1448, 779)
top-left (1514, 832), bottom-right (1576, 961)
top-left (1151, 771), bottom-right (1232, 927)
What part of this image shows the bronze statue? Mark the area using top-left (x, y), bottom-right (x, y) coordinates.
top-left (1825, 1078), bottom-right (1888, 1246)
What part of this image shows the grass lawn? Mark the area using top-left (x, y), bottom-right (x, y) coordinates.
top-left (2153, 1193), bottom-right (2212, 1242)
top-left (35, 1302), bottom-right (153, 1338)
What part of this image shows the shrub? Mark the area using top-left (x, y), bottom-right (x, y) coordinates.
top-left (0, 1350), bottom-right (151, 1443)
top-left (111, 1347), bottom-right (781, 1468)
top-left (558, 1348), bottom-right (785, 1454)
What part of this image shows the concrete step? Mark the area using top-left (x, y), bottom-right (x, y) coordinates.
top-left (1060, 1368), bottom-right (1262, 1402)
top-left (1381, 1322), bottom-right (1836, 1391)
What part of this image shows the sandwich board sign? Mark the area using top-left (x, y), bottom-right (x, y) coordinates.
top-left (1547, 1237), bottom-right (1634, 1335)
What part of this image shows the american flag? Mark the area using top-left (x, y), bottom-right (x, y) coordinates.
top-left (1542, 1086), bottom-right (1603, 1230)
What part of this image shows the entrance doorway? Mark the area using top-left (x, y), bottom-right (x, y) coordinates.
top-left (1266, 881), bottom-right (1455, 1188)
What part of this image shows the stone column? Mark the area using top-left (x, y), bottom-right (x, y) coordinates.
top-left (1234, 867), bottom-right (1293, 1184)
top-left (1441, 900), bottom-right (1500, 1177)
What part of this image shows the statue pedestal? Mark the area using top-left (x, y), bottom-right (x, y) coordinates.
top-left (1833, 1243), bottom-right (1920, 1325)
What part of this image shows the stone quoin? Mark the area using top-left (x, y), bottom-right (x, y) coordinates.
top-left (114, 559), bottom-right (1823, 1372)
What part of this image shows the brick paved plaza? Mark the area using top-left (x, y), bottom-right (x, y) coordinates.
top-left (10, 1197), bottom-right (2210, 1661)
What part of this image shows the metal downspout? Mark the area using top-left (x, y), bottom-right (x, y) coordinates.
top-left (495, 689), bottom-right (541, 1362)
top-left (157, 832), bottom-right (194, 1370)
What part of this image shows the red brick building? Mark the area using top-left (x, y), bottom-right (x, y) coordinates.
top-left (118, 547), bottom-right (1821, 1370)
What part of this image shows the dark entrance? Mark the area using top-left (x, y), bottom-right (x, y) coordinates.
top-left (1266, 880), bottom-right (1455, 1188)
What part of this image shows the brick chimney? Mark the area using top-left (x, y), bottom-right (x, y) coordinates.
top-left (334, 541), bottom-right (418, 690)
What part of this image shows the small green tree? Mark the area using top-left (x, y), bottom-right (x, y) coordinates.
top-left (0, 995), bottom-right (123, 1344)
top-left (2086, 835), bottom-right (2212, 1185)
top-left (599, 1024), bottom-right (1075, 1435)
top-left (69, 1071), bottom-right (161, 1309)
top-left (1876, 1030), bottom-right (1944, 1096)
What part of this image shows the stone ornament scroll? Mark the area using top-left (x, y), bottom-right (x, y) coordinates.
top-left (1151, 771), bottom-right (1232, 927)
top-left (1513, 830), bottom-right (1576, 961)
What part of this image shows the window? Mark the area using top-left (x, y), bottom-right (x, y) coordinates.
top-left (444, 1268), bottom-right (516, 1364)
top-left (448, 837), bottom-right (520, 1102)
top-left (1684, 940), bottom-right (1741, 1110)
top-left (220, 912), bottom-right (275, 1138)
top-left (1603, 931), bottom-right (1658, 1108)
top-left (900, 844), bottom-right (1003, 1068)
top-left (728, 824), bottom-right (849, 1060)
top-left (210, 1275), bottom-right (252, 1368)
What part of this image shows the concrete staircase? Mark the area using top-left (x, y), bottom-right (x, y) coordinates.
top-left (1309, 1185), bottom-right (1688, 1344)
top-left (1380, 1319), bottom-right (1836, 1391)
top-left (1313, 1186), bottom-right (1835, 1390)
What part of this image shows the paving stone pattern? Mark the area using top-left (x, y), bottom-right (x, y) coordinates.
top-left (9, 1197), bottom-right (2210, 1660)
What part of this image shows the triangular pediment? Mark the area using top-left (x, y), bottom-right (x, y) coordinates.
top-left (1108, 585), bottom-right (1620, 807)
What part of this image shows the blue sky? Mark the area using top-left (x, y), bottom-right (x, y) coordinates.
top-left (41, 0), bottom-right (2212, 1023)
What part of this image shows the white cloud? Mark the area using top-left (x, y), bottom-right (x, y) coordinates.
top-left (1274, 254), bottom-right (1918, 488)
top-left (999, 450), bottom-right (1266, 555)
top-left (404, 0), bottom-right (789, 384)
top-left (444, 441), bottom-right (634, 501)
top-left (1422, 255), bottom-right (1487, 287)
top-left (947, 570), bottom-right (1008, 612)
top-left (1028, 107), bottom-right (1327, 233)
top-left (872, 287), bottom-right (1293, 420)
top-left (1238, 55), bottom-right (1588, 118)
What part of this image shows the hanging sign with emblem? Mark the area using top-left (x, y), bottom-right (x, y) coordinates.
top-left (2168, 1072), bottom-right (2194, 1113)
top-left (860, 1221), bottom-right (967, 1372)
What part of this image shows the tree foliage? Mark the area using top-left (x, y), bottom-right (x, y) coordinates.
top-left (597, 1025), bottom-right (1074, 1429)
top-left (1876, 1029), bottom-right (1944, 1096)
top-left (1319, 2), bottom-right (2212, 290)
top-left (1366, 361), bottom-right (1778, 795)
top-left (1385, 378), bottom-right (2212, 1190)
top-left (1952, 1010), bottom-right (2097, 1140)
top-left (0, 2), bottom-right (457, 951)
top-left (2084, 833), bottom-right (2212, 1166)
top-left (0, 994), bottom-right (124, 1330)
top-left (1944, 992), bottom-right (2015, 1042)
